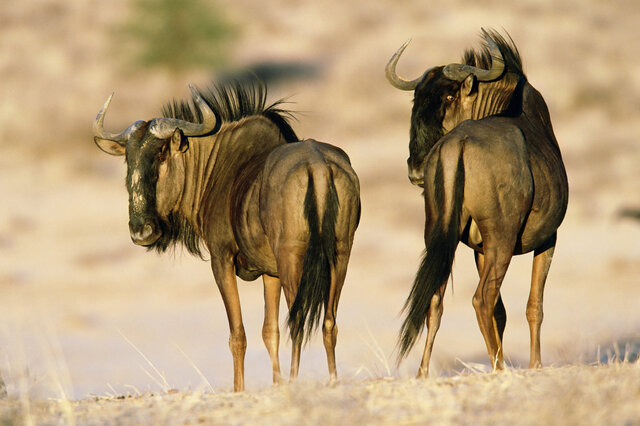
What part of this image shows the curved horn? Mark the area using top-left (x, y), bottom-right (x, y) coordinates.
top-left (385, 39), bottom-right (425, 91)
top-left (93, 93), bottom-right (145, 145)
top-left (443, 37), bottom-right (505, 82)
top-left (149, 84), bottom-right (219, 139)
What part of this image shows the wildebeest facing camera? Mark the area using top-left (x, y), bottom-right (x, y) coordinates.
top-left (93, 77), bottom-right (360, 392)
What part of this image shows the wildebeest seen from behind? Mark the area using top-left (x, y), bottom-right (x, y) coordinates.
top-left (386, 29), bottom-right (568, 377)
top-left (93, 80), bottom-right (361, 392)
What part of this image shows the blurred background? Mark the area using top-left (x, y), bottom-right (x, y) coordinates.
top-left (1, 0), bottom-right (639, 399)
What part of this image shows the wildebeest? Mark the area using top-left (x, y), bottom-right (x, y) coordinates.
top-left (386, 29), bottom-right (568, 377)
top-left (93, 80), bottom-right (361, 391)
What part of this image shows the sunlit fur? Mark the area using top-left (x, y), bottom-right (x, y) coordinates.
top-left (142, 80), bottom-right (299, 257)
top-left (397, 30), bottom-right (568, 377)
top-left (97, 78), bottom-right (360, 392)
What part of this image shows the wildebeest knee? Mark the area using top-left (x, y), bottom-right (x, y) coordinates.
top-left (229, 328), bottom-right (247, 353)
top-left (323, 317), bottom-right (335, 333)
top-left (526, 304), bottom-right (543, 323)
top-left (472, 294), bottom-right (483, 311)
top-left (262, 324), bottom-right (279, 344)
top-left (472, 295), bottom-right (495, 319)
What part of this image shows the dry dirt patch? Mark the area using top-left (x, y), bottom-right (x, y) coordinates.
top-left (2, 363), bottom-right (639, 425)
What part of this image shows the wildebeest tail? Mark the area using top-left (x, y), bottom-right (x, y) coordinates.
top-left (288, 170), bottom-right (338, 344)
top-left (398, 150), bottom-right (465, 360)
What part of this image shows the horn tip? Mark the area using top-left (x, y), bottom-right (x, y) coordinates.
top-left (397, 38), bottom-right (412, 55)
top-left (95, 92), bottom-right (115, 124)
top-left (188, 84), bottom-right (206, 103)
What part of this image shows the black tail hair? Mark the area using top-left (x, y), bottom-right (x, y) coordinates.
top-left (398, 150), bottom-right (465, 360)
top-left (288, 172), bottom-right (339, 344)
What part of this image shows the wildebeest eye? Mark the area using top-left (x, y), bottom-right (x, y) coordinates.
top-left (446, 95), bottom-right (456, 102)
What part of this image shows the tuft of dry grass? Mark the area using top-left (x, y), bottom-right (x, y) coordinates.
top-left (1, 362), bottom-right (638, 425)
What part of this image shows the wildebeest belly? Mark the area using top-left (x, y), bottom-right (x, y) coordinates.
top-left (232, 179), bottom-right (278, 281)
top-left (234, 252), bottom-right (274, 281)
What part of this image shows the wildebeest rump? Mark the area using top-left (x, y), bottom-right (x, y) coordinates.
top-left (386, 29), bottom-right (568, 377)
top-left (93, 80), bottom-right (361, 392)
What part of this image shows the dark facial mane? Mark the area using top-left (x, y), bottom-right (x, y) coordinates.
top-left (462, 29), bottom-right (525, 80)
top-left (161, 78), bottom-right (299, 143)
top-left (152, 212), bottom-right (204, 258)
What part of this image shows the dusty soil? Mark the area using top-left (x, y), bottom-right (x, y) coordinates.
top-left (2, 364), bottom-right (640, 425)
top-left (0, 0), bottom-right (639, 416)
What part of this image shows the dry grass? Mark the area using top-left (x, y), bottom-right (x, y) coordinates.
top-left (1, 363), bottom-right (639, 425)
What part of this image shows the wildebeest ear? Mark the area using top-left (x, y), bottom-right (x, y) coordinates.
top-left (94, 137), bottom-right (126, 156)
top-left (462, 74), bottom-right (477, 96)
top-left (170, 128), bottom-right (189, 154)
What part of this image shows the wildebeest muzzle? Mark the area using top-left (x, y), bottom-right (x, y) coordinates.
top-left (129, 217), bottom-right (161, 246)
top-left (407, 157), bottom-right (425, 187)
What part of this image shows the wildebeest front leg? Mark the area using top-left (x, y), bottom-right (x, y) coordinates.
top-left (527, 234), bottom-right (556, 368)
top-left (474, 251), bottom-right (507, 344)
top-left (262, 274), bottom-right (283, 384)
top-left (211, 258), bottom-right (246, 392)
top-left (417, 282), bottom-right (447, 378)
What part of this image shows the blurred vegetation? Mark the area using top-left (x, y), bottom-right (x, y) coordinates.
top-left (116, 0), bottom-right (236, 74)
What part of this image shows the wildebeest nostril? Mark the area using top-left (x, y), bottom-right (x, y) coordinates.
top-left (141, 224), bottom-right (153, 239)
top-left (130, 222), bottom-right (158, 245)
top-left (407, 165), bottom-right (424, 187)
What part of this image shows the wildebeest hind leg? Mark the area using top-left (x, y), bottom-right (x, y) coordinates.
top-left (472, 244), bottom-right (513, 371)
top-left (417, 281), bottom-right (447, 378)
top-left (211, 258), bottom-right (247, 392)
top-left (262, 274), bottom-right (283, 384)
top-left (322, 257), bottom-right (348, 383)
top-left (527, 234), bottom-right (556, 368)
top-left (278, 252), bottom-right (304, 381)
top-left (474, 251), bottom-right (507, 344)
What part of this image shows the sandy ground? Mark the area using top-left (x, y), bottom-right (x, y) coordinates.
top-left (1, 0), bottom-right (639, 400)
top-left (3, 363), bottom-right (640, 425)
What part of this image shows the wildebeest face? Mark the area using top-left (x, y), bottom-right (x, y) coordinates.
top-left (125, 127), bottom-right (189, 246)
top-left (95, 123), bottom-right (188, 246)
top-left (407, 68), bottom-right (477, 186)
top-left (93, 85), bottom-right (217, 247)
top-left (386, 36), bottom-right (505, 187)
top-left (124, 128), bottom-right (166, 246)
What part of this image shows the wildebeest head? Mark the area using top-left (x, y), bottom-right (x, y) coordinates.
top-left (93, 86), bottom-right (218, 247)
top-left (386, 31), bottom-right (519, 186)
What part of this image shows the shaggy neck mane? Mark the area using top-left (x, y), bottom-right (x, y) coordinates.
top-left (463, 29), bottom-right (525, 80)
top-left (462, 29), bottom-right (525, 120)
top-left (161, 79), bottom-right (299, 143)
top-left (464, 30), bottom-right (563, 160)
top-left (149, 79), bottom-right (299, 258)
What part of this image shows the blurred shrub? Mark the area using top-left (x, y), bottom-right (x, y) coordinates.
top-left (116, 0), bottom-right (236, 73)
